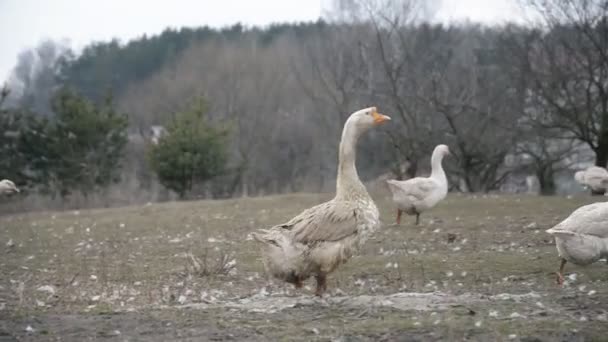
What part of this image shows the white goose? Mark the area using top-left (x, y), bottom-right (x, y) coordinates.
top-left (252, 107), bottom-right (390, 296)
top-left (386, 144), bottom-right (450, 225)
top-left (546, 202), bottom-right (608, 285)
top-left (0, 179), bottom-right (19, 195)
top-left (574, 166), bottom-right (608, 194)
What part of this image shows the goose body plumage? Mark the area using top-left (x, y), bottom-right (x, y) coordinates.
top-left (546, 202), bottom-right (608, 284)
top-left (0, 179), bottom-right (19, 195)
top-left (574, 166), bottom-right (608, 194)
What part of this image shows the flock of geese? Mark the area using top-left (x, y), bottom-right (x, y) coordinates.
top-left (252, 107), bottom-right (608, 296)
top-left (1, 107), bottom-right (606, 296)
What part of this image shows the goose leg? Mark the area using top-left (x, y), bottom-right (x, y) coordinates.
top-left (556, 259), bottom-right (567, 285)
top-left (415, 212), bottom-right (420, 225)
top-left (287, 271), bottom-right (303, 289)
top-left (396, 209), bottom-right (402, 225)
top-left (315, 274), bottom-right (327, 297)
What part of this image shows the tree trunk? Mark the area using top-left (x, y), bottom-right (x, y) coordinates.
top-left (178, 184), bottom-right (187, 200)
top-left (460, 156), bottom-right (476, 192)
top-left (593, 142), bottom-right (608, 195)
top-left (463, 168), bottom-right (477, 193)
top-left (405, 159), bottom-right (417, 179)
top-left (595, 147), bottom-right (608, 169)
top-left (241, 175), bottom-right (249, 198)
top-left (537, 168), bottom-right (556, 196)
top-left (595, 129), bottom-right (608, 167)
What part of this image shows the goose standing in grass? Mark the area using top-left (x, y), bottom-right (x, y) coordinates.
top-left (386, 144), bottom-right (450, 225)
top-left (0, 179), bottom-right (19, 195)
top-left (574, 166), bottom-right (608, 195)
top-left (546, 202), bottom-right (608, 285)
top-left (252, 107), bottom-right (390, 296)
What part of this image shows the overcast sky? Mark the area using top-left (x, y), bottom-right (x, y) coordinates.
top-left (0, 0), bottom-right (524, 83)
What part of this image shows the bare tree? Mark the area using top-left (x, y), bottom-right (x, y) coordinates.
top-left (497, 23), bottom-right (582, 195)
top-left (8, 40), bottom-right (70, 116)
top-left (515, 125), bottom-right (580, 194)
top-left (291, 20), bottom-right (377, 192)
top-left (324, 0), bottom-right (445, 179)
top-left (365, 1), bottom-right (436, 179)
top-left (518, 0), bottom-right (608, 171)
top-left (421, 27), bottom-right (526, 192)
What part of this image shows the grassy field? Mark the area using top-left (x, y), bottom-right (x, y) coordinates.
top-left (1, 190), bottom-right (608, 341)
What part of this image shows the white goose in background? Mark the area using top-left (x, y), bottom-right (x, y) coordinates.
top-left (0, 179), bottom-right (19, 195)
top-left (386, 144), bottom-right (450, 225)
top-left (546, 202), bottom-right (608, 285)
top-left (574, 166), bottom-right (608, 194)
top-left (252, 107), bottom-right (390, 296)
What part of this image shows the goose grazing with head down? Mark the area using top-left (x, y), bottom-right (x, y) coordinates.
top-left (574, 166), bottom-right (608, 195)
top-left (546, 202), bottom-right (608, 285)
top-left (252, 107), bottom-right (391, 296)
top-left (386, 144), bottom-right (450, 225)
top-left (0, 179), bottom-right (19, 195)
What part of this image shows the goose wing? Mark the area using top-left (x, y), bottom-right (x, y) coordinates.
top-left (387, 178), bottom-right (439, 202)
top-left (273, 200), bottom-right (359, 244)
top-left (549, 202), bottom-right (608, 238)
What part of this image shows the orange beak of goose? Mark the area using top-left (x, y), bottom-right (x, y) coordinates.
top-left (371, 107), bottom-right (391, 125)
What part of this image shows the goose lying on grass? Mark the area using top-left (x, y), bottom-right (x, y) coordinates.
top-left (574, 166), bottom-right (608, 195)
top-left (252, 107), bottom-right (390, 296)
top-left (386, 144), bottom-right (450, 225)
top-left (546, 202), bottom-right (608, 285)
top-left (0, 179), bottom-right (19, 195)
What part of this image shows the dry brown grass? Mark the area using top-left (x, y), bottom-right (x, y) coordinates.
top-left (1, 191), bottom-right (607, 340)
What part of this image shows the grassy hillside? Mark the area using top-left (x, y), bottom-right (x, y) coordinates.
top-left (1, 192), bottom-right (607, 341)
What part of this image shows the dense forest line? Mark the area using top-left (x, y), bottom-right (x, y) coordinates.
top-left (1, 0), bottom-right (607, 210)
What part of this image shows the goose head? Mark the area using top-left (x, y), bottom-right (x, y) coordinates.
top-left (434, 144), bottom-right (451, 158)
top-left (345, 107), bottom-right (391, 134)
top-left (0, 179), bottom-right (19, 195)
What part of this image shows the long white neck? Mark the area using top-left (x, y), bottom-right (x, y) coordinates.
top-left (336, 120), bottom-right (367, 200)
top-left (430, 150), bottom-right (447, 184)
